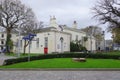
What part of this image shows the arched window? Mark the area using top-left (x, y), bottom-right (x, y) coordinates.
top-left (60, 37), bottom-right (64, 42)
top-left (60, 37), bottom-right (64, 52)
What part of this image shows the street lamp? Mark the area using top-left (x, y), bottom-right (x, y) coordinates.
top-left (102, 31), bottom-right (105, 52)
top-left (89, 26), bottom-right (92, 53)
top-left (22, 33), bottom-right (36, 61)
top-left (16, 29), bottom-right (21, 57)
top-left (18, 30), bottom-right (21, 57)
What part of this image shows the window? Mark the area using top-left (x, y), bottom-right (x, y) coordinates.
top-left (64, 43), bottom-right (66, 48)
top-left (1, 34), bottom-right (4, 38)
top-left (44, 37), bottom-right (48, 47)
top-left (36, 38), bottom-right (39, 48)
top-left (1, 40), bottom-right (4, 44)
top-left (1, 46), bottom-right (3, 50)
top-left (76, 35), bottom-right (78, 41)
top-left (57, 44), bottom-right (60, 49)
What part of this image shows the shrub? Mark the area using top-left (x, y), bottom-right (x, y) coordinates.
top-left (70, 42), bottom-right (79, 52)
top-left (4, 53), bottom-right (120, 65)
top-left (70, 41), bottom-right (87, 52)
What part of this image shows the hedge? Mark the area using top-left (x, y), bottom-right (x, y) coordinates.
top-left (4, 53), bottom-right (120, 65)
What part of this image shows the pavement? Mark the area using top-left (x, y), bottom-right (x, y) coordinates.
top-left (0, 71), bottom-right (120, 80)
top-left (0, 54), bottom-right (17, 65)
top-left (0, 54), bottom-right (120, 80)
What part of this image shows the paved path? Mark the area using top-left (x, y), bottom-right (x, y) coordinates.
top-left (0, 55), bottom-right (17, 65)
top-left (0, 71), bottom-right (120, 80)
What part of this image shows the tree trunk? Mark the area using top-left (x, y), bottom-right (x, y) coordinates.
top-left (23, 40), bottom-right (29, 55)
top-left (23, 40), bottom-right (26, 55)
top-left (5, 29), bottom-right (11, 54)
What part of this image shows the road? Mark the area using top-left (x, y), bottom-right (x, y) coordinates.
top-left (0, 71), bottom-right (120, 80)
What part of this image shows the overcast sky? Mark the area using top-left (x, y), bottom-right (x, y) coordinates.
top-left (21, 0), bottom-right (112, 39)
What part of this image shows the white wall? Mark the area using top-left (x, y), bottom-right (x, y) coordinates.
top-left (0, 32), bottom-right (6, 51)
top-left (0, 32), bottom-right (18, 52)
top-left (21, 31), bottom-right (70, 54)
top-left (63, 29), bottom-right (97, 51)
top-left (63, 29), bottom-right (86, 41)
top-left (85, 37), bottom-right (96, 51)
top-left (54, 31), bottom-right (70, 53)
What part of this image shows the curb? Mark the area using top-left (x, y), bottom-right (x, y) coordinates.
top-left (0, 68), bottom-right (120, 71)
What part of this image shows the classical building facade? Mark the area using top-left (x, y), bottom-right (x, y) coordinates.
top-left (0, 16), bottom-right (96, 54)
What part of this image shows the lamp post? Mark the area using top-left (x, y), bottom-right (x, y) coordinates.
top-left (111, 35), bottom-right (114, 50)
top-left (18, 30), bottom-right (21, 57)
top-left (16, 29), bottom-right (21, 57)
top-left (22, 33), bottom-right (36, 61)
top-left (28, 41), bottom-right (31, 61)
top-left (89, 26), bottom-right (92, 53)
top-left (102, 31), bottom-right (105, 52)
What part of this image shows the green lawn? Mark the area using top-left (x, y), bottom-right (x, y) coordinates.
top-left (1, 58), bottom-right (120, 68)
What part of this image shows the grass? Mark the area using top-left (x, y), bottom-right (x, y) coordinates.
top-left (0, 58), bottom-right (120, 68)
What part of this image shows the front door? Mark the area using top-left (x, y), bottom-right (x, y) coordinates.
top-left (44, 37), bottom-right (48, 54)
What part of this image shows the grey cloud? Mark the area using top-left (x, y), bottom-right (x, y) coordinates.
top-left (21, 0), bottom-right (111, 39)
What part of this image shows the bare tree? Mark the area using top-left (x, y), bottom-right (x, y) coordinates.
top-left (92, 0), bottom-right (120, 30)
top-left (17, 21), bottom-right (43, 54)
top-left (81, 26), bottom-right (103, 41)
top-left (0, 0), bottom-right (36, 53)
top-left (112, 28), bottom-right (120, 43)
top-left (19, 21), bottom-right (43, 35)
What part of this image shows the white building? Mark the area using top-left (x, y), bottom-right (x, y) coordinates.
top-left (0, 31), bottom-right (18, 52)
top-left (0, 16), bottom-right (96, 54)
top-left (21, 28), bottom-right (71, 54)
top-left (0, 32), bottom-right (6, 51)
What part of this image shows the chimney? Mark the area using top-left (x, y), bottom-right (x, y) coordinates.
top-left (49, 16), bottom-right (58, 28)
top-left (72, 21), bottom-right (77, 29)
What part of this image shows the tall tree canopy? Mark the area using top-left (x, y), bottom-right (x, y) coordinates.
top-left (18, 21), bottom-right (43, 35)
top-left (17, 21), bottom-right (43, 54)
top-left (0, 0), bottom-right (37, 53)
top-left (92, 0), bottom-right (120, 30)
top-left (112, 28), bottom-right (120, 43)
top-left (81, 26), bottom-right (103, 41)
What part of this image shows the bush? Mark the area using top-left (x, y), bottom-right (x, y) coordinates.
top-left (70, 42), bottom-right (87, 52)
top-left (80, 47), bottom-right (87, 52)
top-left (4, 53), bottom-right (120, 65)
top-left (70, 42), bottom-right (79, 52)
